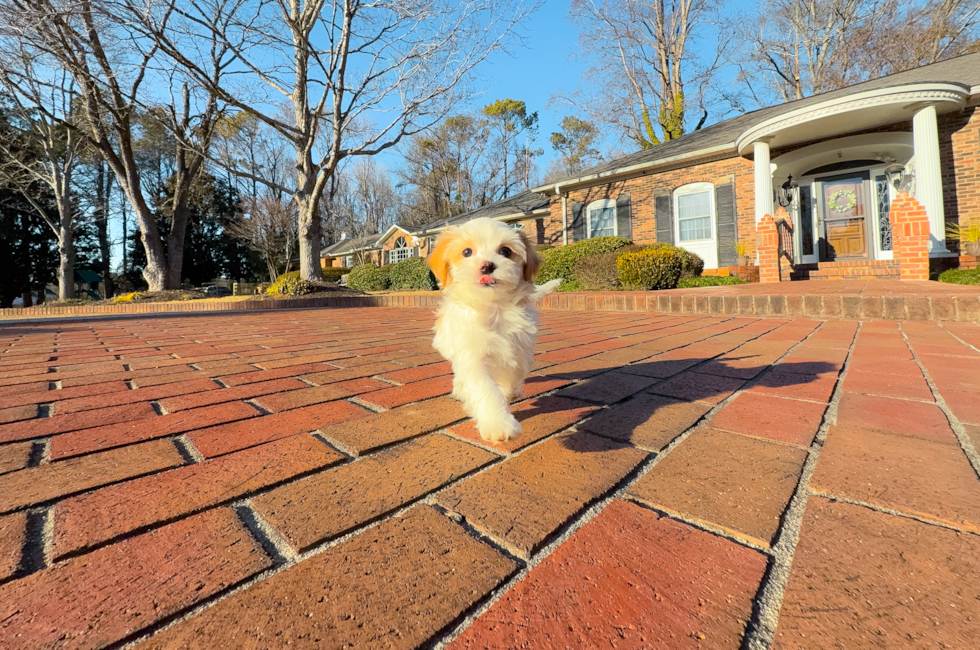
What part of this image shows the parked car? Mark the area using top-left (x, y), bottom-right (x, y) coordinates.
top-left (203, 285), bottom-right (233, 297)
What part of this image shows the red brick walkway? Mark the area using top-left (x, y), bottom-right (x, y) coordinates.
top-left (1, 309), bottom-right (979, 648)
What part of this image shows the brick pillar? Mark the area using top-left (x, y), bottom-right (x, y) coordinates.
top-left (755, 213), bottom-right (780, 283)
top-left (889, 191), bottom-right (930, 281)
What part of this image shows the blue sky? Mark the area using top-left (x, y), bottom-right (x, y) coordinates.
top-left (412, 0), bottom-right (756, 174)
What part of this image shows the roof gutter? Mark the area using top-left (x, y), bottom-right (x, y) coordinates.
top-left (413, 208), bottom-right (551, 235)
top-left (531, 143), bottom-right (736, 195)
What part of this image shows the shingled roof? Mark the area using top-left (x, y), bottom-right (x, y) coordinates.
top-left (415, 190), bottom-right (551, 233)
top-left (534, 53), bottom-right (980, 191)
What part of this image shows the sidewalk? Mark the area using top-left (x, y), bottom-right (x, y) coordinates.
top-left (1, 308), bottom-right (978, 648)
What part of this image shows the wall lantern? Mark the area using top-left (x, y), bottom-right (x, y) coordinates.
top-left (777, 175), bottom-right (799, 208)
top-left (884, 163), bottom-right (905, 189)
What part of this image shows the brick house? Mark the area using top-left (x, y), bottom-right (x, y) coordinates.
top-left (319, 224), bottom-right (428, 268)
top-left (413, 54), bottom-right (980, 279)
top-left (413, 189), bottom-right (552, 243)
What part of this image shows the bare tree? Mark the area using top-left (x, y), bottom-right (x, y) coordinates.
top-left (0, 57), bottom-right (84, 300)
top-left (1, 0), bottom-right (228, 291)
top-left (563, 0), bottom-right (731, 149)
top-left (227, 196), bottom-right (298, 282)
top-left (121, 0), bottom-right (537, 282)
top-left (398, 114), bottom-right (494, 223)
top-left (735, 0), bottom-right (980, 108)
top-left (548, 115), bottom-right (603, 179)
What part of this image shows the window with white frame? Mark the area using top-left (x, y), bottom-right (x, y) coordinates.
top-left (343, 255), bottom-right (353, 267)
top-left (674, 184), bottom-right (714, 242)
top-left (389, 236), bottom-right (416, 263)
top-left (586, 199), bottom-right (616, 238)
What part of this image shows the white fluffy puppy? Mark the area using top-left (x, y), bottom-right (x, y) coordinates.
top-left (428, 218), bottom-right (561, 443)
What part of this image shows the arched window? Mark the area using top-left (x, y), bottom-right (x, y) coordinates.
top-left (389, 235), bottom-right (416, 263)
top-left (586, 199), bottom-right (617, 238)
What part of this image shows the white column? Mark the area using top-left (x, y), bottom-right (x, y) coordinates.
top-left (754, 140), bottom-right (773, 224)
top-left (912, 104), bottom-right (950, 255)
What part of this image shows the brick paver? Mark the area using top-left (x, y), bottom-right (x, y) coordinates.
top-left (1, 306), bottom-right (979, 648)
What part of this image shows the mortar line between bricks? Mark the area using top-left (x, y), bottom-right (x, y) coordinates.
top-left (622, 496), bottom-right (774, 555)
top-left (428, 318), bottom-right (831, 650)
top-left (898, 322), bottom-right (980, 479)
top-left (742, 321), bottom-right (861, 650)
top-left (172, 434), bottom-right (204, 463)
top-left (936, 322), bottom-right (980, 355)
top-left (114, 458), bottom-right (512, 650)
top-left (808, 489), bottom-right (980, 536)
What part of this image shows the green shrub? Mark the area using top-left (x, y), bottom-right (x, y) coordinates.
top-left (574, 251), bottom-right (620, 290)
top-left (645, 242), bottom-right (703, 278)
top-left (678, 275), bottom-right (747, 288)
top-left (573, 244), bottom-right (645, 291)
top-left (617, 246), bottom-right (683, 290)
top-left (346, 264), bottom-right (391, 291)
top-left (938, 268), bottom-right (980, 286)
top-left (388, 257), bottom-right (438, 290)
top-left (266, 271), bottom-right (316, 296)
top-left (537, 236), bottom-right (632, 284)
top-left (321, 267), bottom-right (350, 283)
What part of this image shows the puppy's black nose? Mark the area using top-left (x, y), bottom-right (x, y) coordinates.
top-left (480, 261), bottom-right (496, 275)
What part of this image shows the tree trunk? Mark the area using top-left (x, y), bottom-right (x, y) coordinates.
top-left (57, 227), bottom-right (75, 301)
top-left (35, 288), bottom-right (45, 305)
top-left (165, 202), bottom-right (191, 289)
top-left (95, 162), bottom-right (114, 298)
top-left (140, 224), bottom-right (169, 291)
top-left (21, 291), bottom-right (33, 308)
top-left (296, 185), bottom-right (324, 282)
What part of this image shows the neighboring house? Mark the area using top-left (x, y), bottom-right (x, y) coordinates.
top-left (532, 53), bottom-right (980, 276)
top-left (419, 54), bottom-right (980, 278)
top-left (413, 190), bottom-right (553, 243)
top-left (319, 224), bottom-right (428, 268)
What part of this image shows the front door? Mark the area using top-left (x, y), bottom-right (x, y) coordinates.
top-left (817, 172), bottom-right (872, 261)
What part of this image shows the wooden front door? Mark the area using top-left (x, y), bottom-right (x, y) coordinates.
top-left (818, 173), bottom-right (871, 261)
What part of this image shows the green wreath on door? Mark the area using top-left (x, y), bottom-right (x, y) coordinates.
top-left (829, 189), bottom-right (857, 213)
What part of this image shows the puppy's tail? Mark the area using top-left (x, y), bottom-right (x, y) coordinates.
top-left (533, 279), bottom-right (562, 299)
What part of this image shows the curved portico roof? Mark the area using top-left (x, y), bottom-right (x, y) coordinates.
top-left (532, 53), bottom-right (980, 194)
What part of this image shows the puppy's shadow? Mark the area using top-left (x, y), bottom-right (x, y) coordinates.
top-left (514, 358), bottom-right (839, 453)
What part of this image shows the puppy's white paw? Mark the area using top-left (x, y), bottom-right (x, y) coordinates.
top-left (477, 412), bottom-right (522, 443)
top-left (534, 279), bottom-right (563, 298)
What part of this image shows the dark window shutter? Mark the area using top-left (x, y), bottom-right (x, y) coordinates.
top-left (715, 183), bottom-right (738, 266)
top-left (616, 193), bottom-right (632, 240)
top-left (571, 202), bottom-right (586, 242)
top-left (655, 194), bottom-right (673, 245)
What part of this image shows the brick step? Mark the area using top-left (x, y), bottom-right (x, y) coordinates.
top-left (816, 261), bottom-right (898, 269)
top-left (810, 268), bottom-right (900, 278)
top-left (807, 274), bottom-right (901, 281)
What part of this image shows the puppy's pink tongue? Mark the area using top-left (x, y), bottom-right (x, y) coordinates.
top-left (479, 275), bottom-right (496, 285)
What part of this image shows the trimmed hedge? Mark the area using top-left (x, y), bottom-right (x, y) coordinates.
top-left (573, 244), bottom-right (645, 291)
top-left (346, 264), bottom-right (391, 291)
top-left (388, 257), bottom-right (438, 290)
top-left (678, 275), bottom-right (747, 288)
top-left (266, 271), bottom-right (315, 296)
top-left (938, 268), bottom-right (980, 286)
top-left (645, 242), bottom-right (703, 278)
top-left (321, 267), bottom-right (350, 283)
top-left (537, 236), bottom-right (632, 288)
top-left (617, 246), bottom-right (683, 290)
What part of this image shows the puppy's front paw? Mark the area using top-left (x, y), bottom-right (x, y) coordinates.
top-left (477, 412), bottom-right (522, 443)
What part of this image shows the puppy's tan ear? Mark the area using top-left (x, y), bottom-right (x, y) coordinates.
top-left (427, 229), bottom-right (457, 288)
top-left (518, 230), bottom-right (541, 283)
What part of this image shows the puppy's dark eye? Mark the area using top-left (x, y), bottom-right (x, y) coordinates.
top-left (499, 247), bottom-right (512, 258)
top-left (462, 248), bottom-right (473, 258)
